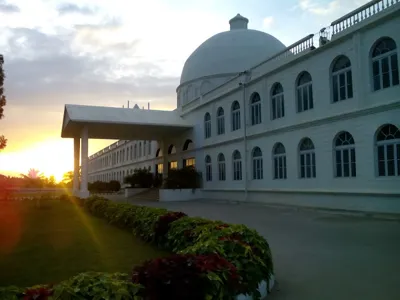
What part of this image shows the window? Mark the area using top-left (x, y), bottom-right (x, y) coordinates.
top-left (376, 124), bottom-right (400, 176)
top-left (231, 101), bottom-right (241, 131)
top-left (296, 72), bottom-right (313, 112)
top-left (271, 83), bottom-right (285, 119)
top-left (184, 158), bottom-right (196, 167)
top-left (372, 38), bottom-right (399, 91)
top-left (127, 147), bottom-right (130, 161)
top-left (273, 143), bottom-right (287, 179)
top-left (130, 146), bottom-right (133, 160)
top-left (250, 93), bottom-right (262, 125)
top-left (252, 147), bottom-right (263, 180)
top-left (332, 56), bottom-right (353, 102)
top-left (232, 150), bottom-right (242, 181)
top-left (299, 138), bottom-right (316, 178)
top-left (334, 132), bottom-right (356, 177)
top-left (169, 161), bottom-right (178, 170)
top-left (144, 141), bottom-right (147, 156)
top-left (217, 107), bottom-right (225, 135)
top-left (204, 113), bottom-right (211, 139)
top-left (218, 153), bottom-right (226, 181)
top-left (139, 142), bottom-right (142, 157)
top-left (205, 155), bottom-right (212, 181)
top-left (134, 144), bottom-right (137, 159)
top-left (148, 141), bottom-right (151, 155)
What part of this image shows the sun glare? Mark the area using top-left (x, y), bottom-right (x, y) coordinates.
top-left (0, 139), bottom-right (73, 182)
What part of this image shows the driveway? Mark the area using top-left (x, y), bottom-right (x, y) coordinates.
top-left (112, 197), bottom-right (400, 300)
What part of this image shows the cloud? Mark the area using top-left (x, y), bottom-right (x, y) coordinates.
top-left (57, 3), bottom-right (96, 16)
top-left (296, 0), bottom-right (370, 17)
top-left (2, 27), bottom-right (178, 110)
top-left (262, 16), bottom-right (274, 29)
top-left (0, 0), bottom-right (19, 13)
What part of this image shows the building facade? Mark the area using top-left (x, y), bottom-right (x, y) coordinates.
top-left (73, 1), bottom-right (400, 212)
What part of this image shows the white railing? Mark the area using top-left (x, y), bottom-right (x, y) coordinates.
top-left (331, 0), bottom-right (399, 35)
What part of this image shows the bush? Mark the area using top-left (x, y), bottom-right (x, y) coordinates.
top-left (163, 166), bottom-right (202, 189)
top-left (132, 253), bottom-right (239, 300)
top-left (2, 195), bottom-right (274, 299)
top-left (124, 168), bottom-right (153, 188)
top-left (88, 181), bottom-right (120, 193)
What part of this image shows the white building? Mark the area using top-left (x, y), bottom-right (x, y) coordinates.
top-left (61, 0), bottom-right (400, 213)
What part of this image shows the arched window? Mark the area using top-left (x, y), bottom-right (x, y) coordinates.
top-left (271, 83), bottom-right (285, 120)
top-left (376, 124), bottom-right (400, 176)
top-left (134, 144), bottom-right (137, 159)
top-left (371, 37), bottom-right (399, 91)
top-left (218, 153), bottom-right (226, 181)
top-left (204, 112), bottom-right (211, 139)
top-left (148, 141), bottom-right (151, 155)
top-left (117, 151), bottom-right (119, 163)
top-left (217, 107), bottom-right (225, 135)
top-left (273, 143), bottom-right (287, 179)
top-left (144, 141), bottom-right (147, 156)
top-left (127, 147), bottom-right (130, 160)
top-left (168, 144), bottom-right (176, 154)
top-left (183, 139), bottom-right (193, 151)
top-left (231, 101), bottom-right (241, 131)
top-left (205, 155), bottom-right (212, 181)
top-left (299, 138), bottom-right (316, 178)
top-left (139, 142), bottom-right (142, 157)
top-left (250, 93), bottom-right (262, 125)
top-left (122, 149), bottom-right (125, 162)
top-left (296, 72), bottom-right (313, 112)
top-left (334, 132), bottom-right (356, 177)
top-left (232, 150), bottom-right (242, 181)
top-left (332, 56), bottom-right (353, 102)
top-left (252, 147), bottom-right (263, 180)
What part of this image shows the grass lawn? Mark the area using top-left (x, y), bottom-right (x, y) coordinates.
top-left (0, 199), bottom-right (168, 287)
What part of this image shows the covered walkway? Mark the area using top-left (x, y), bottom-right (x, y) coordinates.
top-left (61, 104), bottom-right (193, 197)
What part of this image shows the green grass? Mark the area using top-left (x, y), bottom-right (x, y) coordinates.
top-left (0, 199), bottom-right (168, 287)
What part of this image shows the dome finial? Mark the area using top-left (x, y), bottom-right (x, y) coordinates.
top-left (229, 14), bottom-right (248, 30)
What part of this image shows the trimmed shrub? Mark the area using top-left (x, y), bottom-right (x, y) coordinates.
top-left (1, 195), bottom-right (274, 299)
top-left (88, 181), bottom-right (121, 193)
top-left (163, 166), bottom-right (202, 189)
top-left (125, 168), bottom-right (153, 188)
top-left (132, 253), bottom-right (239, 300)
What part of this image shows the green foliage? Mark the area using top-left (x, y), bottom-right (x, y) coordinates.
top-left (163, 166), bottom-right (202, 189)
top-left (88, 180), bottom-right (121, 193)
top-left (1, 195), bottom-right (274, 299)
top-left (0, 286), bottom-right (23, 300)
top-left (0, 54), bottom-right (6, 151)
top-left (124, 168), bottom-right (153, 188)
top-left (53, 272), bottom-right (142, 300)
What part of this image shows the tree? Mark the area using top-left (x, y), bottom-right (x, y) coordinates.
top-left (0, 54), bottom-right (6, 151)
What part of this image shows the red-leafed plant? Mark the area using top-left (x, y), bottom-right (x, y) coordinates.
top-left (132, 253), bottom-right (239, 300)
top-left (154, 212), bottom-right (187, 245)
top-left (23, 286), bottom-right (53, 300)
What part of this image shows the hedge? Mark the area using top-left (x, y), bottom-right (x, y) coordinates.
top-left (1, 195), bottom-right (274, 300)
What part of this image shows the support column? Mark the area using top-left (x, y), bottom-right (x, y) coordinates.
top-left (161, 140), bottom-right (169, 187)
top-left (80, 126), bottom-right (90, 198)
top-left (73, 137), bottom-right (80, 196)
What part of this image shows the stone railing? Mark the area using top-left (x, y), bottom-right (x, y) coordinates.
top-left (331, 0), bottom-right (399, 35)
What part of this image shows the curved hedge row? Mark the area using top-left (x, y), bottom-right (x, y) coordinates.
top-left (1, 196), bottom-right (274, 300)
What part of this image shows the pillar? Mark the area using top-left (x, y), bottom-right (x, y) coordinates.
top-left (73, 137), bottom-right (80, 196)
top-left (80, 126), bottom-right (90, 198)
top-left (160, 140), bottom-right (168, 187)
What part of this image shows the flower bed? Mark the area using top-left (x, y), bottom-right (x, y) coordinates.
top-left (1, 195), bottom-right (274, 299)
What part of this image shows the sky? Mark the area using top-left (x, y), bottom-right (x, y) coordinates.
top-left (0, 0), bottom-right (370, 181)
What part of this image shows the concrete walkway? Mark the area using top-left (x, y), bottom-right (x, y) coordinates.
top-left (110, 197), bottom-right (400, 300)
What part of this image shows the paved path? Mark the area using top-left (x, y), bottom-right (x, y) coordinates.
top-left (111, 197), bottom-right (400, 300)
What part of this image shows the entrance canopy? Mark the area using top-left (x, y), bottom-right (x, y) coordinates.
top-left (61, 104), bottom-right (193, 140)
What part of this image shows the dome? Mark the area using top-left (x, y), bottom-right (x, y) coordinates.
top-left (180, 14), bottom-right (286, 85)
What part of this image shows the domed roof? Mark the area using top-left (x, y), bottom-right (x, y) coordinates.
top-left (180, 14), bottom-right (286, 85)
